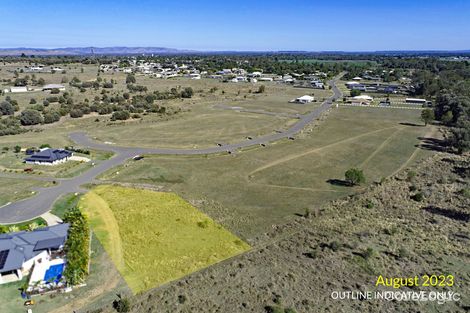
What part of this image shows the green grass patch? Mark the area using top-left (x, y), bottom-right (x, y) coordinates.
top-left (78, 185), bottom-right (250, 294)
top-left (51, 193), bottom-right (82, 219)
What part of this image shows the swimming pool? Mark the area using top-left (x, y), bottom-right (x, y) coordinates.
top-left (44, 263), bottom-right (64, 283)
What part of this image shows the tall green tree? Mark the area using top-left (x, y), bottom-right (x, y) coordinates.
top-left (345, 168), bottom-right (366, 186)
top-left (421, 109), bottom-right (435, 126)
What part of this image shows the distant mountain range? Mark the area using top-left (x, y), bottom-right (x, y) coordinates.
top-left (0, 47), bottom-right (192, 56)
top-left (0, 47), bottom-right (469, 56)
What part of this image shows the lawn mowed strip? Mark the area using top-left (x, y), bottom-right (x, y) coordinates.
top-left (79, 185), bottom-right (250, 294)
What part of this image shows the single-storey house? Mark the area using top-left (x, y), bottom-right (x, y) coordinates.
top-left (248, 71), bottom-right (262, 78)
top-left (295, 95), bottom-right (315, 103)
top-left (188, 73), bottom-right (201, 80)
top-left (0, 224), bottom-right (69, 284)
top-left (406, 98), bottom-right (428, 105)
top-left (42, 84), bottom-right (65, 91)
top-left (310, 80), bottom-right (325, 89)
top-left (24, 148), bottom-right (73, 166)
top-left (4, 86), bottom-right (29, 93)
top-left (345, 81), bottom-right (361, 89)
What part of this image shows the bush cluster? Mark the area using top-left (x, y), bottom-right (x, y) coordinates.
top-left (63, 207), bottom-right (90, 286)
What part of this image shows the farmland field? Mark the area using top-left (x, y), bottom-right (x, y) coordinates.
top-left (79, 185), bottom-right (250, 294)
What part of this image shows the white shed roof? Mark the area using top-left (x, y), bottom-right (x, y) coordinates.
top-left (353, 95), bottom-right (373, 101)
top-left (297, 95), bottom-right (315, 101)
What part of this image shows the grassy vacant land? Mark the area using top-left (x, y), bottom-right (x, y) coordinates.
top-left (79, 185), bottom-right (250, 294)
top-left (0, 176), bottom-right (51, 206)
top-left (99, 106), bottom-right (436, 239)
top-left (121, 152), bottom-right (469, 313)
top-left (50, 193), bottom-right (82, 218)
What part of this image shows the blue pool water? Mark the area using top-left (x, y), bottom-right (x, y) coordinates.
top-left (44, 263), bottom-right (65, 283)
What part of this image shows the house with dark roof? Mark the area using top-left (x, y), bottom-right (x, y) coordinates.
top-left (24, 148), bottom-right (73, 166)
top-left (0, 224), bottom-right (69, 284)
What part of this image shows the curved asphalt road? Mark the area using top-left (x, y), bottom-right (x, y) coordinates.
top-left (0, 76), bottom-right (343, 224)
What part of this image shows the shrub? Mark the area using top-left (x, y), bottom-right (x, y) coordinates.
top-left (13, 145), bottom-right (21, 153)
top-left (43, 111), bottom-right (61, 124)
top-left (20, 109), bottom-right (44, 125)
top-left (398, 247), bottom-right (410, 259)
top-left (406, 170), bottom-right (417, 182)
top-left (126, 74), bottom-right (136, 84)
top-left (113, 294), bottom-right (131, 313)
top-left (459, 188), bottom-right (470, 198)
top-left (384, 227), bottom-right (398, 236)
top-left (70, 109), bottom-right (84, 118)
top-left (111, 110), bottom-right (130, 121)
top-left (364, 200), bottom-right (374, 209)
top-left (197, 220), bottom-right (210, 228)
top-left (50, 88), bottom-right (60, 94)
top-left (362, 247), bottom-right (376, 260)
top-left (181, 87), bottom-right (194, 98)
top-left (30, 98), bottom-right (37, 104)
top-left (177, 294), bottom-right (187, 304)
top-left (265, 306), bottom-right (284, 313)
top-left (411, 192), bottom-right (424, 202)
top-left (329, 241), bottom-right (341, 252)
top-left (0, 117), bottom-right (25, 136)
top-left (46, 96), bottom-right (59, 103)
top-left (304, 208), bottom-right (311, 218)
top-left (0, 101), bottom-right (14, 115)
top-left (304, 250), bottom-right (318, 259)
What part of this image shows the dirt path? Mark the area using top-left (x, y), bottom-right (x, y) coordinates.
top-left (250, 182), bottom-right (341, 193)
top-left (392, 125), bottom-right (439, 176)
top-left (359, 126), bottom-right (405, 168)
top-left (249, 125), bottom-right (400, 176)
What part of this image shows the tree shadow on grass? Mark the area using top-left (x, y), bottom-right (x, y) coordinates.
top-left (422, 205), bottom-right (470, 222)
top-left (416, 137), bottom-right (448, 152)
top-left (400, 122), bottom-right (423, 127)
top-left (326, 179), bottom-right (351, 187)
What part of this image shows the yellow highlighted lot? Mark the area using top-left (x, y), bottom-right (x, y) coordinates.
top-left (79, 185), bottom-right (250, 294)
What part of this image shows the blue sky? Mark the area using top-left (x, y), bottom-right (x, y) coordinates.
top-left (1, 0), bottom-right (469, 51)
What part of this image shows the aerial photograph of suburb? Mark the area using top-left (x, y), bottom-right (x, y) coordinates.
top-left (0, 1), bottom-right (468, 312)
